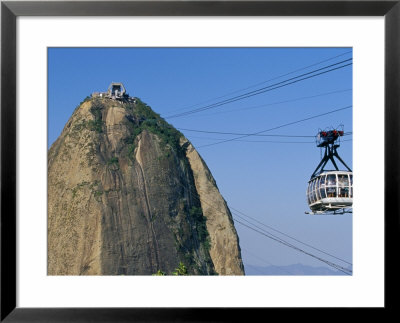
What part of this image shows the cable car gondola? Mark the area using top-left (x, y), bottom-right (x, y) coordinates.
top-left (306, 127), bottom-right (353, 215)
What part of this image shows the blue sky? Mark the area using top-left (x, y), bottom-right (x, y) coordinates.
top-left (48, 47), bottom-right (353, 274)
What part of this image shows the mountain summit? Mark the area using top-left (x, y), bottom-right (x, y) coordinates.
top-left (48, 85), bottom-right (244, 275)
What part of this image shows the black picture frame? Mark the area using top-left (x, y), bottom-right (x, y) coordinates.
top-left (1, 1), bottom-right (399, 321)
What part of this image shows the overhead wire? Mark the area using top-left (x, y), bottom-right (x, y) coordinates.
top-left (234, 219), bottom-right (352, 275)
top-left (197, 105), bottom-right (352, 148)
top-left (227, 206), bottom-right (352, 271)
top-left (195, 88), bottom-right (352, 118)
top-left (184, 135), bottom-right (352, 144)
top-left (164, 58), bottom-right (352, 119)
top-left (230, 206), bottom-right (351, 274)
top-left (180, 129), bottom-right (313, 138)
top-left (178, 128), bottom-right (353, 138)
top-left (184, 136), bottom-right (316, 144)
top-left (164, 50), bottom-right (352, 114)
top-left (229, 206), bottom-right (352, 266)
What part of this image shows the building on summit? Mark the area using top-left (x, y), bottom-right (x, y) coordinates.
top-left (92, 82), bottom-right (132, 101)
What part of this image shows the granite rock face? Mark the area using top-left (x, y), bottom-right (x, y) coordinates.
top-left (48, 97), bottom-right (244, 275)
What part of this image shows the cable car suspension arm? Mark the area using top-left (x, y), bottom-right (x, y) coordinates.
top-left (311, 144), bottom-right (352, 179)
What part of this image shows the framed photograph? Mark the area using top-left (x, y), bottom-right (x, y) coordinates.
top-left (1, 0), bottom-right (399, 321)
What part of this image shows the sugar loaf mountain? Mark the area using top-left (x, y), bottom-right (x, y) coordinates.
top-left (48, 83), bottom-right (245, 275)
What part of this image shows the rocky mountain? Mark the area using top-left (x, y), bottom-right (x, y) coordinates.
top-left (48, 94), bottom-right (244, 275)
